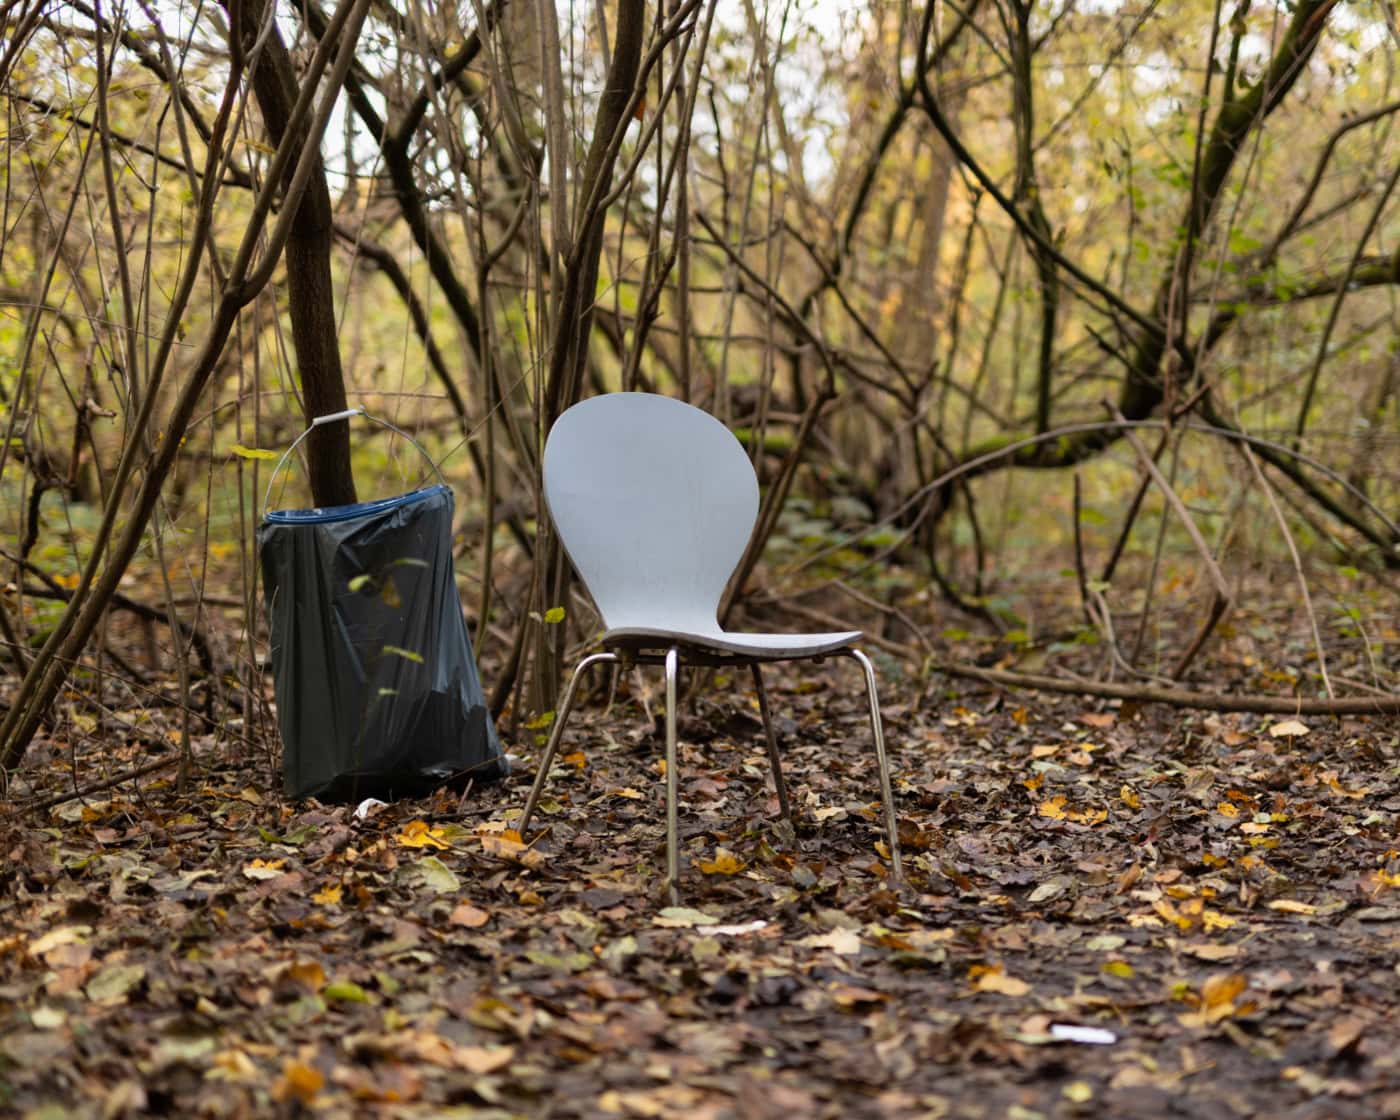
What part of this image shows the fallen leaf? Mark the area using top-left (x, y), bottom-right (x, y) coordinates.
top-left (1266, 899), bottom-right (1317, 915)
top-left (653, 907), bottom-right (720, 928)
top-left (324, 980), bottom-right (369, 1003)
top-left (418, 856), bottom-right (460, 894)
top-left (797, 928), bottom-right (862, 955)
top-left (450, 1044), bottom-right (515, 1075)
top-left (1184, 942), bottom-right (1241, 962)
top-left (272, 1060), bottom-right (324, 1105)
top-left (970, 964), bottom-right (1031, 997)
top-left (830, 983), bottom-right (891, 1010)
top-left (1063, 1080), bottom-right (1094, 1103)
top-left (29, 926), bottom-right (91, 958)
top-left (397, 820), bottom-right (451, 850)
top-left (286, 959), bottom-right (326, 991)
top-left (1039, 796), bottom-right (1068, 820)
top-left (312, 883), bottom-right (343, 906)
top-left (86, 963), bottom-right (145, 1004)
top-left (695, 848), bottom-right (744, 875)
top-left (449, 903), bottom-right (490, 928)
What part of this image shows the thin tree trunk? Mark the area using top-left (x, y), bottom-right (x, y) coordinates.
top-left (228, 0), bottom-right (356, 507)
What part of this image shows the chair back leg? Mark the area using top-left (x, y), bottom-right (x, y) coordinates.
top-left (749, 663), bottom-right (793, 822)
top-left (663, 647), bottom-right (681, 904)
top-left (843, 648), bottom-right (904, 883)
top-left (519, 651), bottom-right (619, 836)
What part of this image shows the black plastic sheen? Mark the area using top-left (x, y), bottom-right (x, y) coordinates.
top-left (258, 484), bottom-right (506, 801)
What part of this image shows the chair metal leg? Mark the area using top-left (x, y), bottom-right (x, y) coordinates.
top-left (663, 647), bottom-right (681, 905)
top-left (750, 663), bottom-right (792, 823)
top-left (843, 648), bottom-right (903, 883)
top-left (519, 651), bottom-right (619, 836)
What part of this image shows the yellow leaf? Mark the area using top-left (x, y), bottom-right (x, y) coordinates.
top-left (242, 858), bottom-right (286, 880)
top-left (1038, 796), bottom-right (1068, 820)
top-left (1101, 960), bottom-right (1134, 978)
top-left (1202, 972), bottom-right (1247, 1011)
top-left (696, 849), bottom-right (743, 875)
top-left (397, 820), bottom-right (451, 850)
top-left (1153, 899), bottom-right (1196, 931)
top-left (1120, 785), bottom-right (1141, 810)
top-left (1202, 909), bottom-right (1237, 931)
top-left (543, 606), bottom-right (566, 624)
top-left (1063, 1081), bottom-right (1093, 1103)
top-left (562, 751), bottom-right (587, 771)
top-left (230, 444), bottom-right (279, 461)
top-left (312, 883), bottom-right (343, 906)
top-left (1215, 801), bottom-right (1239, 818)
top-left (1178, 971), bottom-right (1250, 1028)
top-left (478, 826), bottom-right (526, 857)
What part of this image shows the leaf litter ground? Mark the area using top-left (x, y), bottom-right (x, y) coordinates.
top-left (3, 664), bottom-right (1400, 1119)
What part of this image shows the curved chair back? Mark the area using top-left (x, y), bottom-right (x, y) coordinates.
top-left (543, 393), bottom-right (758, 633)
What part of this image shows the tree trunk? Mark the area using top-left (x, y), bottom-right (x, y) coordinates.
top-left (229, 0), bottom-right (356, 507)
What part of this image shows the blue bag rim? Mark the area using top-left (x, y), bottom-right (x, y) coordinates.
top-left (263, 483), bottom-right (450, 525)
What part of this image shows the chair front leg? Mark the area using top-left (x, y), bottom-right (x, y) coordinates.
top-left (519, 651), bottom-right (619, 836)
top-left (663, 647), bottom-right (681, 905)
top-left (750, 663), bottom-right (792, 823)
top-left (842, 648), bottom-right (904, 883)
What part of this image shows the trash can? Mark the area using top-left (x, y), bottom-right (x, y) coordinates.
top-left (257, 408), bottom-right (507, 802)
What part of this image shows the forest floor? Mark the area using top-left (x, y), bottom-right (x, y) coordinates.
top-left (3, 628), bottom-right (1400, 1119)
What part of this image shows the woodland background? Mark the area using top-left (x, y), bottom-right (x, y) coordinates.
top-left (1, 0), bottom-right (1399, 1116)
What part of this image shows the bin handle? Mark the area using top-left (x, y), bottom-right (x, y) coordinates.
top-left (261, 406), bottom-right (447, 519)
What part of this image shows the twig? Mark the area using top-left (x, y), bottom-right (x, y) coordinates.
top-left (1108, 403), bottom-right (1232, 679)
top-left (1239, 442), bottom-right (1334, 698)
top-left (935, 662), bottom-right (1398, 715)
top-left (2, 753), bottom-right (181, 820)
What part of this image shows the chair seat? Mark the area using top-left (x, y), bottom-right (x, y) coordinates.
top-left (602, 626), bottom-right (861, 660)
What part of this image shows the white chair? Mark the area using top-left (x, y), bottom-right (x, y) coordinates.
top-left (518, 392), bottom-right (902, 900)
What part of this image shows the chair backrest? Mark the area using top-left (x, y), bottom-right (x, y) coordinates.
top-left (543, 393), bottom-right (758, 633)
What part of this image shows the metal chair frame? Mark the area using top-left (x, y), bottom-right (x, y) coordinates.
top-left (518, 644), bottom-right (901, 902)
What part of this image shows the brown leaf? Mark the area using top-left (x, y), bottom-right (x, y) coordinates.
top-left (272, 1059), bottom-right (324, 1105)
top-left (449, 903), bottom-right (490, 928)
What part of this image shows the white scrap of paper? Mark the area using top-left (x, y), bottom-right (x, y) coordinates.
top-left (1050, 1023), bottom-right (1117, 1045)
top-left (353, 798), bottom-right (389, 820)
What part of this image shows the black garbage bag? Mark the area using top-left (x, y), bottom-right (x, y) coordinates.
top-left (258, 483), bottom-right (507, 802)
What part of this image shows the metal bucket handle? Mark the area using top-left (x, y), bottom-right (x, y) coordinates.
top-left (261, 407), bottom-right (446, 519)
